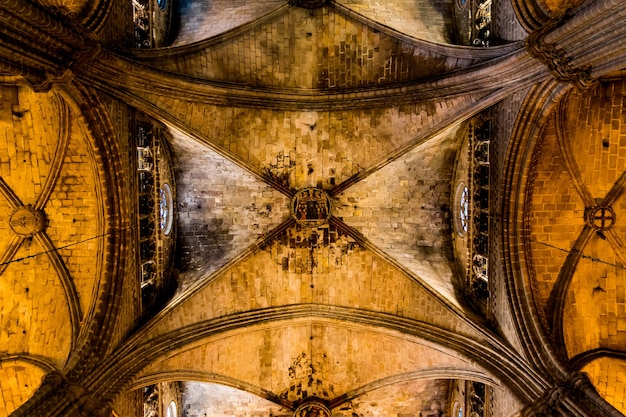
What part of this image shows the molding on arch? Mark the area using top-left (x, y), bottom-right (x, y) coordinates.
top-left (511, 0), bottom-right (551, 33)
top-left (328, 369), bottom-right (499, 409)
top-left (0, 354), bottom-right (59, 373)
top-left (501, 78), bottom-right (570, 375)
top-left (129, 371), bottom-right (294, 409)
top-left (77, 0), bottom-right (114, 33)
top-left (128, 367), bottom-right (500, 410)
top-left (95, 306), bottom-right (549, 406)
top-left (53, 81), bottom-right (132, 376)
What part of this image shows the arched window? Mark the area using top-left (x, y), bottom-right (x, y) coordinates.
top-left (166, 401), bottom-right (177, 417)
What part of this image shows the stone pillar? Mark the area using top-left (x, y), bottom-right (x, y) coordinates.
top-left (522, 373), bottom-right (623, 417)
top-left (10, 372), bottom-right (111, 417)
top-left (526, 0), bottom-right (626, 89)
top-left (0, 0), bottom-right (99, 91)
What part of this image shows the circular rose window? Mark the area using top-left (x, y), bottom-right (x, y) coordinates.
top-left (159, 183), bottom-right (173, 235)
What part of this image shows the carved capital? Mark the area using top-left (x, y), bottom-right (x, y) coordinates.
top-left (526, 23), bottom-right (597, 90)
top-left (523, 386), bottom-right (564, 417)
top-left (523, 373), bottom-right (622, 417)
top-left (11, 372), bottom-right (109, 417)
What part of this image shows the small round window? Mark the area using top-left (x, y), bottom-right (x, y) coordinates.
top-left (454, 182), bottom-right (469, 237)
top-left (159, 183), bottom-right (173, 235)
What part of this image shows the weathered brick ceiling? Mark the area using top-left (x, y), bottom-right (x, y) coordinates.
top-left (169, 126), bottom-right (292, 286)
top-left (146, 5), bottom-right (500, 90)
top-left (177, 378), bottom-right (453, 417)
top-left (0, 87), bottom-right (110, 413)
top-left (165, 102), bottom-right (470, 305)
top-left (135, 322), bottom-right (486, 406)
top-left (171, 0), bottom-right (456, 49)
top-left (173, 0), bottom-right (287, 46)
top-left (0, 360), bottom-right (47, 417)
top-left (527, 79), bottom-right (626, 413)
top-left (10, 0), bottom-right (626, 415)
top-left (121, 0), bottom-right (517, 412)
top-left (335, 0), bottom-right (454, 44)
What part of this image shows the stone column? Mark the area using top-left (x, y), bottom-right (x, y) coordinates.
top-left (522, 373), bottom-right (623, 417)
top-left (527, 0), bottom-right (626, 89)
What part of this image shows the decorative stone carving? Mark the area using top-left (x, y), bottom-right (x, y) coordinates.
top-left (292, 188), bottom-right (331, 227)
top-left (526, 19), bottom-right (597, 90)
top-left (9, 205), bottom-right (45, 237)
top-left (586, 206), bottom-right (616, 231)
top-left (293, 398), bottom-right (332, 417)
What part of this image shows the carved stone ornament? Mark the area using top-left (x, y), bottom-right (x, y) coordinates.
top-left (586, 206), bottom-right (616, 231)
top-left (293, 399), bottom-right (332, 417)
top-left (526, 20), bottom-right (597, 90)
top-left (9, 205), bottom-right (46, 237)
top-left (292, 188), bottom-right (331, 227)
top-left (289, 0), bottom-right (328, 9)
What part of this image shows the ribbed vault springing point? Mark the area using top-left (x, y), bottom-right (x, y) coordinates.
top-left (586, 206), bottom-right (616, 231)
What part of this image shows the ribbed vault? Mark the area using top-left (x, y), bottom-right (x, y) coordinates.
top-left (526, 79), bottom-right (626, 413)
top-left (3, 0), bottom-right (626, 416)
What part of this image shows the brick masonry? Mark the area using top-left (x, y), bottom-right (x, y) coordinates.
top-left (174, 0), bottom-right (286, 46)
top-left (169, 126), bottom-right (291, 286)
top-left (140, 97), bottom-right (478, 194)
top-left (1, 240), bottom-right (72, 368)
top-left (583, 357), bottom-right (626, 413)
top-left (0, 85), bottom-right (118, 414)
top-left (5, 0), bottom-right (626, 415)
top-left (529, 115), bottom-right (585, 313)
top-left (145, 224), bottom-right (484, 344)
top-left (45, 115), bottom-right (102, 318)
top-left (181, 382), bottom-right (292, 417)
top-left (336, 0), bottom-right (455, 44)
top-left (0, 360), bottom-right (46, 417)
top-left (140, 323), bottom-right (481, 404)
top-left (524, 80), bottom-right (626, 413)
top-left (151, 6), bottom-right (476, 89)
top-left (0, 87), bottom-right (104, 371)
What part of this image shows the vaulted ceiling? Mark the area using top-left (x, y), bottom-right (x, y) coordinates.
top-left (1, 1), bottom-right (626, 417)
